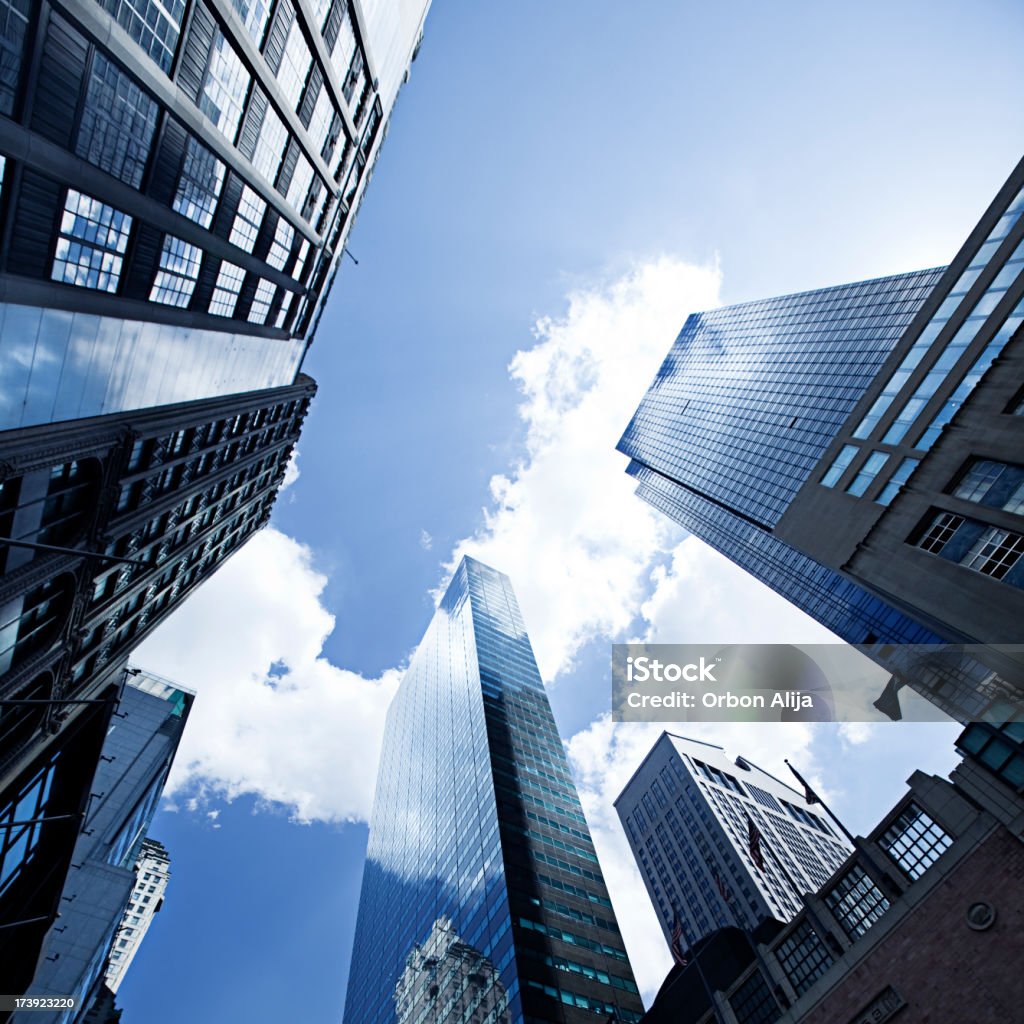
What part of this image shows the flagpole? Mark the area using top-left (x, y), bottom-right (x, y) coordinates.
top-left (784, 759), bottom-right (904, 898)
top-left (784, 759), bottom-right (856, 846)
top-left (668, 911), bottom-right (728, 1024)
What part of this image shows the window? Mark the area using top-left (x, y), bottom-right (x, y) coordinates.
top-left (953, 460), bottom-right (1005, 503)
top-left (229, 0), bottom-right (270, 44)
top-left (0, 751), bottom-right (58, 898)
top-left (286, 153), bottom-right (314, 210)
top-left (876, 457), bottom-right (919, 506)
top-left (266, 217), bottom-right (294, 270)
top-left (150, 235), bottom-right (202, 307)
top-left (277, 18), bottom-right (311, 110)
top-left (76, 53), bottom-right (159, 188)
top-left (229, 185), bottom-right (266, 252)
top-left (209, 261), bottom-right (245, 317)
top-left (846, 451), bottom-right (889, 497)
top-left (775, 920), bottom-right (833, 996)
top-left (0, 0), bottom-right (30, 115)
top-left (729, 970), bottom-right (780, 1024)
top-left (880, 803), bottom-right (952, 880)
top-left (917, 512), bottom-right (964, 555)
top-left (960, 527), bottom-right (1024, 579)
top-left (173, 136), bottom-right (225, 228)
top-left (251, 104), bottom-right (288, 185)
top-left (275, 290), bottom-right (293, 328)
top-left (824, 865), bottom-right (890, 939)
top-left (247, 278), bottom-right (276, 324)
top-left (97, 0), bottom-right (185, 74)
top-left (52, 190), bottom-right (132, 292)
top-left (199, 30), bottom-right (250, 142)
top-left (331, 3), bottom-right (357, 77)
top-left (307, 84), bottom-right (335, 149)
top-left (821, 444), bottom-right (857, 487)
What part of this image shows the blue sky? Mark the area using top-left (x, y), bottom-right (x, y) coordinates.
top-left (122, 1), bottom-right (1023, 1019)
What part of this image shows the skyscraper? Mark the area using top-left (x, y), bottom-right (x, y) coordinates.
top-left (104, 838), bottom-right (170, 994)
top-left (618, 156), bottom-right (1024, 722)
top-left (615, 733), bottom-right (851, 954)
top-left (11, 670), bottom-right (191, 1022)
top-left (0, 0), bottom-right (431, 430)
top-left (0, 375), bottom-right (312, 995)
top-left (1, 0), bottom-right (432, 993)
top-left (343, 558), bottom-right (645, 1024)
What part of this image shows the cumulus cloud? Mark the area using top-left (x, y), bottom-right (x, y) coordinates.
top-left (446, 257), bottom-right (722, 679)
top-left (132, 528), bottom-right (400, 823)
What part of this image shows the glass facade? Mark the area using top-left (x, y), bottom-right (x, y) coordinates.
top-left (618, 269), bottom-right (944, 528)
top-left (344, 558), bottom-right (643, 1024)
top-left (0, 300), bottom-right (305, 431)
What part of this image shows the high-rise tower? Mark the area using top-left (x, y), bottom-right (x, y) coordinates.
top-left (619, 156), bottom-right (1024, 723)
top-left (343, 558), bottom-right (644, 1024)
top-left (615, 733), bottom-right (851, 955)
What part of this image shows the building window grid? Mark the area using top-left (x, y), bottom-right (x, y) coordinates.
top-left (0, 0), bottom-right (30, 116)
top-left (729, 969), bottom-right (781, 1024)
top-left (229, 0), bottom-right (270, 44)
top-left (876, 456), bottom-right (919, 506)
top-left (277, 17), bottom-right (312, 110)
top-left (917, 511), bottom-right (965, 554)
top-left (774, 920), bottom-right (834, 996)
top-left (953, 460), bottom-right (1006, 503)
top-left (229, 185), bottom-right (266, 252)
top-left (247, 277), bottom-right (276, 324)
top-left (824, 865), bottom-right (890, 940)
top-left (251, 103), bottom-right (288, 185)
top-left (172, 137), bottom-right (226, 229)
top-left (199, 30), bottom-right (251, 142)
top-left (846, 450), bottom-right (889, 497)
top-left (209, 261), bottom-right (245, 317)
top-left (97, 0), bottom-right (185, 74)
top-left (879, 803), bottom-right (952, 880)
top-left (150, 235), bottom-right (202, 307)
top-left (76, 53), bottom-right (159, 189)
top-left (266, 217), bottom-right (294, 270)
top-left (961, 527), bottom-right (1024, 579)
top-left (52, 189), bottom-right (133, 292)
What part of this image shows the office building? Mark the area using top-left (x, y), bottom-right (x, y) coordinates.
top-left (0, 0), bottom-right (431, 431)
top-left (0, 375), bottom-right (313, 996)
top-left (618, 156), bottom-right (1024, 722)
top-left (104, 837), bottom-right (170, 993)
top-left (12, 671), bottom-right (191, 1023)
top-left (1, 0), bottom-right (432, 995)
top-left (343, 557), bottom-right (645, 1024)
top-left (615, 734), bottom-right (851, 953)
top-left (638, 716), bottom-right (1024, 1024)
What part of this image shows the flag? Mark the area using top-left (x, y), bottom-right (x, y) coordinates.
top-left (746, 814), bottom-right (765, 871)
top-left (711, 867), bottom-right (733, 904)
top-left (670, 914), bottom-right (688, 967)
top-left (872, 676), bottom-right (904, 721)
top-left (785, 759), bottom-right (821, 805)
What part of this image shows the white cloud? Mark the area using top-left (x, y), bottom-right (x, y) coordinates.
top-left (446, 257), bottom-right (722, 680)
top-left (133, 528), bottom-right (400, 824)
top-left (419, 528), bottom-right (433, 551)
top-left (281, 449), bottom-right (301, 491)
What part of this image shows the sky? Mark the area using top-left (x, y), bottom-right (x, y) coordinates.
top-left (118, 1), bottom-right (1023, 1020)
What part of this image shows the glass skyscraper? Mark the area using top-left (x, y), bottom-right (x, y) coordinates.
top-left (0, 0), bottom-right (431, 430)
top-left (344, 558), bottom-right (644, 1024)
top-left (619, 156), bottom-right (1024, 723)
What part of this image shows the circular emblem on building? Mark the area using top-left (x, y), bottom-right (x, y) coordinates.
top-left (966, 901), bottom-right (996, 931)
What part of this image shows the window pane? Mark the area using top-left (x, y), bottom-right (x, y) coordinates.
top-left (173, 136), bottom-right (226, 229)
top-left (52, 190), bottom-right (133, 292)
top-left (199, 30), bottom-right (250, 142)
top-left (150, 235), bottom-right (202, 307)
top-left (77, 53), bottom-right (159, 188)
top-left (97, 0), bottom-right (186, 74)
